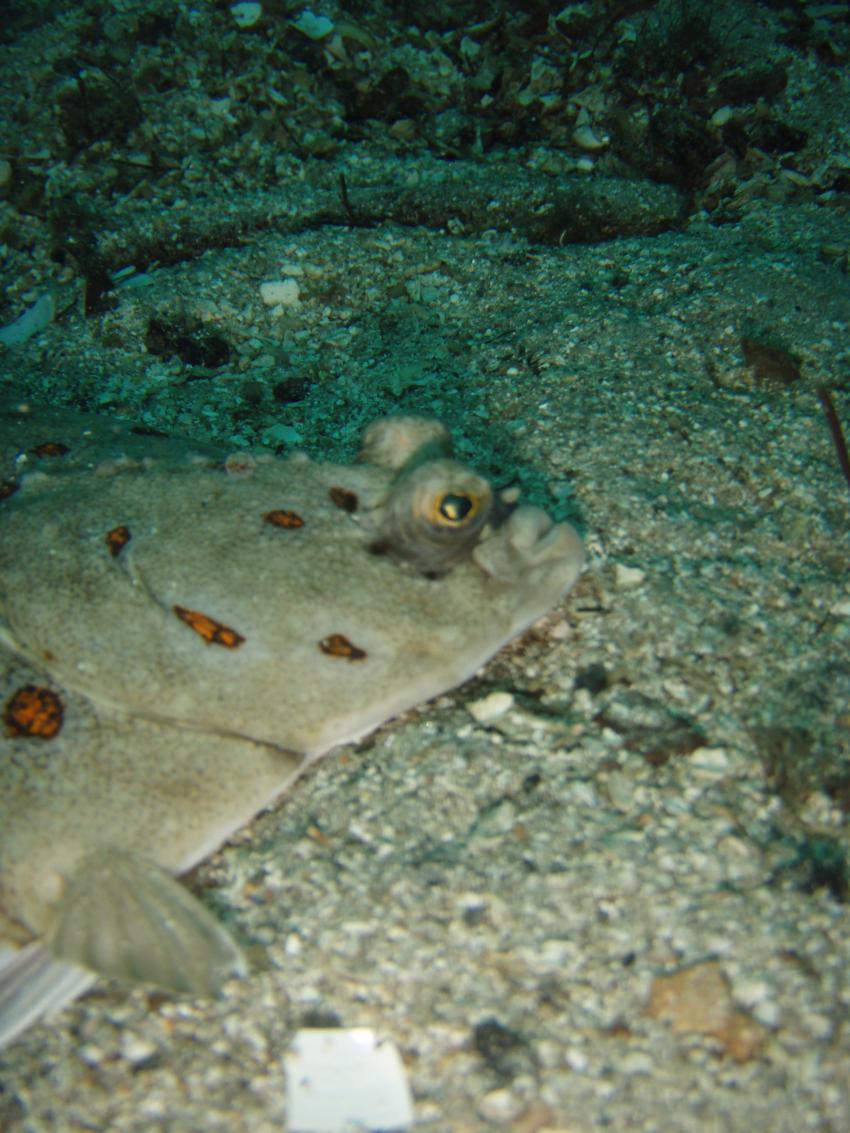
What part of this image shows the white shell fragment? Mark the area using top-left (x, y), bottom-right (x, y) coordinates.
top-left (285, 1028), bottom-right (413, 1132)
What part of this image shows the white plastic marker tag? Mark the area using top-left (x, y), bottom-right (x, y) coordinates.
top-left (285, 1028), bottom-right (413, 1132)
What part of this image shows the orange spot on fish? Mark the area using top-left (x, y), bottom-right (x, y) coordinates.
top-left (105, 524), bottom-right (131, 557)
top-left (4, 686), bottom-right (64, 739)
top-left (173, 605), bottom-right (245, 648)
top-left (263, 509), bottom-right (304, 529)
top-left (318, 633), bottom-right (367, 660)
top-left (328, 486), bottom-right (358, 513)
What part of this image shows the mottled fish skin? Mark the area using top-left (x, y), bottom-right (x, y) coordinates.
top-left (0, 405), bottom-right (584, 1045)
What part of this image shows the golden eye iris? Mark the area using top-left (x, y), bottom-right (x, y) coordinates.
top-left (435, 492), bottom-right (477, 525)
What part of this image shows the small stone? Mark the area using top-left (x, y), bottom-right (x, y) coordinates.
top-left (710, 106), bottom-right (733, 128)
top-left (690, 746), bottom-right (730, 776)
top-left (565, 1046), bottom-right (588, 1072)
top-left (77, 1042), bottom-right (106, 1066)
top-left (466, 690), bottom-right (515, 724)
top-left (733, 978), bottom-right (770, 1009)
top-left (120, 1034), bottom-right (159, 1067)
top-left (620, 1050), bottom-right (653, 1075)
top-left (603, 769), bottom-right (635, 812)
top-left (260, 278), bottom-right (300, 307)
top-left (231, 2), bottom-right (262, 28)
top-left (478, 1087), bottom-right (524, 1123)
top-left (614, 563), bottom-right (645, 590)
top-left (291, 9), bottom-right (334, 39)
top-left (572, 124), bottom-right (609, 151)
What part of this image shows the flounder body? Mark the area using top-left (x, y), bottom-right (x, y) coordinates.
top-left (0, 403), bottom-right (583, 1046)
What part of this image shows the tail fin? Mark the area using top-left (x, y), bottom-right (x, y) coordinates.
top-left (0, 943), bottom-right (95, 1050)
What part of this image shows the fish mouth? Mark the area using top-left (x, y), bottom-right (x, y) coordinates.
top-left (472, 504), bottom-right (585, 588)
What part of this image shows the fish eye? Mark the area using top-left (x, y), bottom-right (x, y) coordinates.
top-left (382, 458), bottom-right (492, 571)
top-left (434, 492), bottom-right (477, 526)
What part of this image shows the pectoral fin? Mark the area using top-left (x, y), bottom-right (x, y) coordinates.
top-left (48, 850), bottom-right (246, 997)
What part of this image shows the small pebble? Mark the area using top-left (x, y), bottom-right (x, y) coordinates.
top-left (478, 1087), bottom-right (525, 1123)
top-left (260, 278), bottom-right (300, 307)
top-left (604, 769), bottom-right (635, 812)
top-left (621, 1050), bottom-right (653, 1075)
top-left (231, 2), bottom-right (261, 28)
top-left (291, 9), bottom-right (334, 39)
top-left (466, 690), bottom-right (515, 724)
top-left (572, 124), bottom-right (609, 151)
top-left (77, 1043), bottom-right (105, 1067)
top-left (614, 563), bottom-right (646, 590)
top-left (690, 747), bottom-right (730, 776)
top-left (121, 1034), bottom-right (159, 1067)
top-left (710, 106), bottom-right (734, 128)
top-left (565, 1046), bottom-right (588, 1072)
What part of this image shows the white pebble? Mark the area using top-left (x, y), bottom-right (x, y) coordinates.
top-left (466, 690), bottom-right (515, 723)
top-left (734, 978), bottom-right (771, 1009)
top-left (260, 278), bottom-right (300, 307)
top-left (565, 1046), bottom-right (589, 1072)
top-left (121, 1034), bottom-right (158, 1066)
top-left (621, 1050), bottom-right (653, 1075)
top-left (614, 563), bottom-right (646, 590)
top-left (478, 1087), bottom-right (524, 1123)
top-left (77, 1043), bottom-right (106, 1066)
top-left (690, 746), bottom-right (730, 775)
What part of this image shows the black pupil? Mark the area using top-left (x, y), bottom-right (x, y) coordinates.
top-left (439, 493), bottom-right (473, 522)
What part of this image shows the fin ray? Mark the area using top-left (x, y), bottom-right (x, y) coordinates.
top-left (0, 942), bottom-right (95, 1050)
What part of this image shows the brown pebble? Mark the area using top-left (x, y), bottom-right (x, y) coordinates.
top-left (647, 960), bottom-right (767, 1063)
